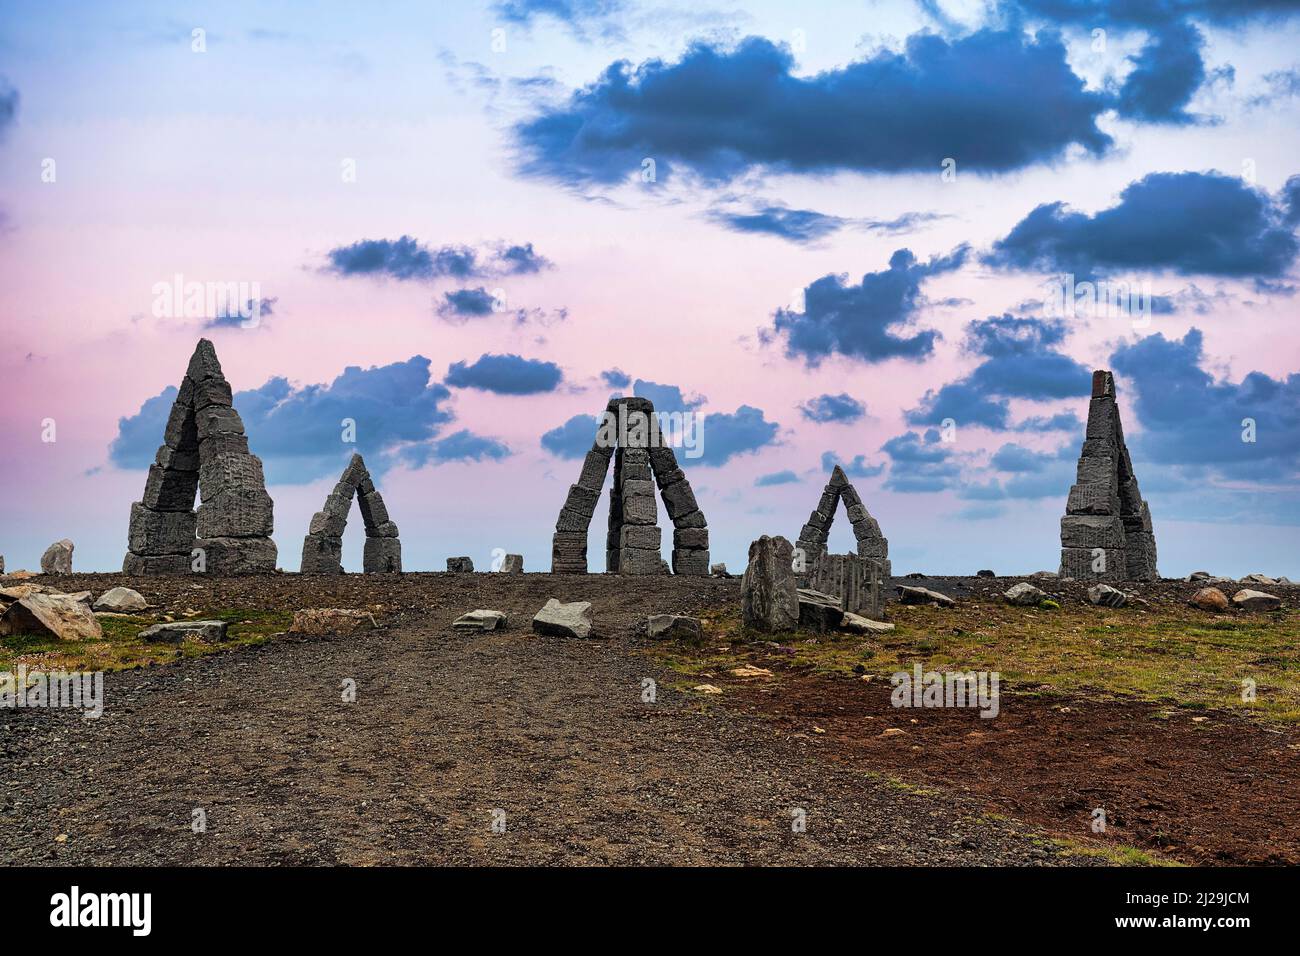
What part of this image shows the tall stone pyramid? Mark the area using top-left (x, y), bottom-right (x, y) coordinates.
top-left (1059, 370), bottom-right (1157, 581)
top-left (795, 465), bottom-right (891, 576)
top-left (122, 339), bottom-right (277, 575)
top-left (300, 453), bottom-right (402, 573)
top-left (551, 396), bottom-right (708, 575)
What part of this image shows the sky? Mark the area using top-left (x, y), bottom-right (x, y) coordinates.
top-left (1, 0), bottom-right (1299, 577)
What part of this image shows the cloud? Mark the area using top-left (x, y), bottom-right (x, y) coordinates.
top-left (984, 171), bottom-right (1300, 278)
top-left (820, 451), bottom-right (885, 477)
top-left (492, 0), bottom-right (626, 37)
top-left (601, 367), bottom-right (631, 388)
top-left (435, 287), bottom-right (567, 326)
top-left (513, 30), bottom-right (1112, 186)
top-left (1015, 411), bottom-right (1083, 432)
top-left (325, 236), bottom-right (551, 282)
top-left (203, 297), bottom-right (277, 330)
top-left (540, 413), bottom-right (599, 459)
top-left (1110, 328), bottom-right (1300, 481)
top-left (771, 246), bottom-right (968, 366)
top-left (881, 429), bottom-right (962, 492)
top-left (402, 429), bottom-right (512, 467)
top-left (799, 393), bottom-right (866, 424)
top-left (109, 356), bottom-right (487, 483)
top-left (906, 315), bottom-right (1092, 430)
top-left (445, 353), bottom-right (564, 394)
top-left (990, 442), bottom-right (1063, 472)
top-left (755, 469), bottom-right (799, 486)
top-left (1116, 20), bottom-right (1206, 124)
top-left (696, 405), bottom-right (780, 466)
top-left (0, 77), bottom-right (17, 139)
top-left (708, 204), bottom-right (848, 243)
top-left (632, 378), bottom-right (704, 413)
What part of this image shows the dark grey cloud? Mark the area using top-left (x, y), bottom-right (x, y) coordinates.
top-left (445, 353), bottom-right (564, 395)
top-left (1115, 20), bottom-right (1206, 124)
top-left (325, 236), bottom-right (551, 282)
top-left (755, 469), bottom-right (799, 487)
top-left (601, 368), bottom-right (631, 389)
top-left (799, 393), bottom-right (866, 424)
top-left (820, 451), bottom-right (885, 477)
top-left (880, 429), bottom-right (963, 492)
top-left (984, 171), bottom-right (1299, 278)
top-left (771, 246), bottom-right (968, 367)
top-left (513, 30), bottom-right (1112, 186)
top-left (540, 413), bottom-right (599, 459)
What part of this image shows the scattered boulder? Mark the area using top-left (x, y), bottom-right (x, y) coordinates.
top-left (1186, 571), bottom-right (1211, 582)
top-left (797, 587), bottom-right (844, 630)
top-left (0, 583), bottom-right (55, 603)
top-left (729, 665), bottom-right (773, 678)
top-left (5, 570), bottom-right (37, 580)
top-left (92, 586), bottom-right (148, 613)
top-left (1030, 570), bottom-right (1058, 579)
top-left (446, 557), bottom-right (474, 573)
top-left (0, 554), bottom-right (4, 574)
top-left (1087, 583), bottom-right (1127, 608)
top-left (289, 608), bottom-right (377, 635)
top-left (645, 614), bottom-right (703, 641)
top-left (740, 535), bottom-right (799, 633)
top-left (0, 593), bottom-right (103, 642)
top-left (499, 554), bottom-right (524, 574)
top-left (693, 684), bottom-right (722, 695)
top-left (840, 612), bottom-right (895, 634)
top-left (709, 563), bottom-right (730, 578)
top-left (1233, 589), bottom-right (1282, 612)
top-left (1189, 587), bottom-right (1229, 612)
top-left (532, 598), bottom-right (593, 639)
top-left (139, 620), bottom-right (228, 643)
top-left (897, 585), bottom-right (955, 608)
top-left (976, 569), bottom-right (995, 578)
top-left (1240, 573), bottom-right (1278, 586)
top-left (1004, 582), bottom-right (1047, 607)
top-left (452, 609), bottom-right (508, 632)
top-left (902, 572), bottom-right (926, 580)
top-left (40, 539), bottom-right (74, 574)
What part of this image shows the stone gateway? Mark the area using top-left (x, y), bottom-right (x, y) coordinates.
top-left (795, 464), bottom-right (891, 576)
top-left (299, 453), bottom-right (402, 573)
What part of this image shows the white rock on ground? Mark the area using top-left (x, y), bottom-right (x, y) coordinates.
top-left (1087, 583), bottom-right (1127, 608)
top-left (138, 620), bottom-right (228, 643)
top-left (0, 593), bottom-right (103, 642)
top-left (897, 585), bottom-right (955, 607)
top-left (93, 586), bottom-right (148, 613)
top-left (840, 611), bottom-right (895, 634)
top-left (39, 539), bottom-right (74, 574)
top-left (289, 609), bottom-right (378, 635)
top-left (532, 598), bottom-right (593, 639)
top-left (1004, 582), bottom-right (1047, 606)
top-left (645, 614), bottom-right (702, 641)
top-left (452, 609), bottom-right (508, 631)
top-left (1232, 589), bottom-right (1282, 612)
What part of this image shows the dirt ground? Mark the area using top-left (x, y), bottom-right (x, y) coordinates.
top-left (2, 571), bottom-right (1295, 866)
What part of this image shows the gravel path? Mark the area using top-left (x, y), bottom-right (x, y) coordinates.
top-left (0, 574), bottom-right (1089, 866)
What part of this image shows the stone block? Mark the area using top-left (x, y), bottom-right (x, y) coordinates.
top-left (186, 339), bottom-right (224, 381)
top-left (673, 510), bottom-right (707, 529)
top-left (660, 480), bottom-right (698, 521)
top-left (1058, 546), bottom-right (1126, 582)
top-left (163, 401), bottom-right (198, 450)
top-left (1076, 455), bottom-right (1119, 491)
top-left (673, 527), bottom-right (709, 550)
top-left (357, 490), bottom-right (390, 529)
top-left (555, 507), bottom-right (592, 533)
top-left (446, 556), bottom-right (474, 573)
top-left (193, 377), bottom-right (233, 410)
top-left (199, 431), bottom-right (250, 458)
top-left (371, 520), bottom-right (400, 538)
top-left (1060, 514), bottom-right (1126, 550)
top-left (621, 493), bottom-right (658, 525)
top-left (156, 443), bottom-right (199, 473)
top-left (197, 488), bottom-right (274, 539)
top-left (128, 502), bottom-right (197, 555)
top-left (619, 525), bottom-right (662, 550)
top-left (198, 452), bottom-right (267, 503)
top-left (309, 509), bottom-right (347, 537)
top-left (196, 536), bottom-right (277, 575)
top-left (620, 478), bottom-right (656, 499)
top-left (141, 464), bottom-right (199, 512)
top-left (741, 535), bottom-right (798, 632)
top-left (363, 537), bottom-right (402, 573)
top-left (123, 551), bottom-right (193, 575)
top-left (577, 447), bottom-right (613, 491)
top-left (671, 548), bottom-right (710, 576)
top-left (300, 534), bottom-right (343, 574)
top-left (1066, 482), bottom-right (1119, 516)
top-left (562, 484), bottom-right (601, 519)
top-left (196, 406), bottom-right (245, 442)
top-left (619, 547), bottom-right (662, 575)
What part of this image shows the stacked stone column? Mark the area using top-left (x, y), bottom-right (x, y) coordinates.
top-left (552, 440), bottom-right (611, 574)
top-left (613, 446), bottom-right (664, 574)
top-left (1059, 370), bottom-right (1157, 581)
top-left (649, 442), bottom-right (709, 575)
top-left (124, 339), bottom-right (277, 575)
top-left (299, 453), bottom-right (401, 573)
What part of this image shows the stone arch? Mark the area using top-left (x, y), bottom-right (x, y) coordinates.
top-left (300, 453), bottom-right (402, 573)
top-left (551, 397), bottom-right (709, 574)
top-left (123, 339), bottom-right (277, 575)
top-left (795, 465), bottom-right (891, 576)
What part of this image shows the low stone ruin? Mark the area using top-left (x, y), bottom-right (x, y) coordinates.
top-left (804, 552), bottom-right (882, 620)
top-left (740, 535), bottom-right (800, 632)
top-left (299, 453), bottom-right (401, 573)
top-left (795, 465), bottom-right (891, 576)
top-left (123, 339), bottom-right (277, 575)
top-left (551, 396), bottom-right (708, 574)
top-left (1059, 370), bottom-right (1158, 582)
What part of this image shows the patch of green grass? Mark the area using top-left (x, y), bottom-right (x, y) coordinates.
top-left (648, 599), bottom-right (1300, 724)
top-left (0, 608), bottom-right (294, 674)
